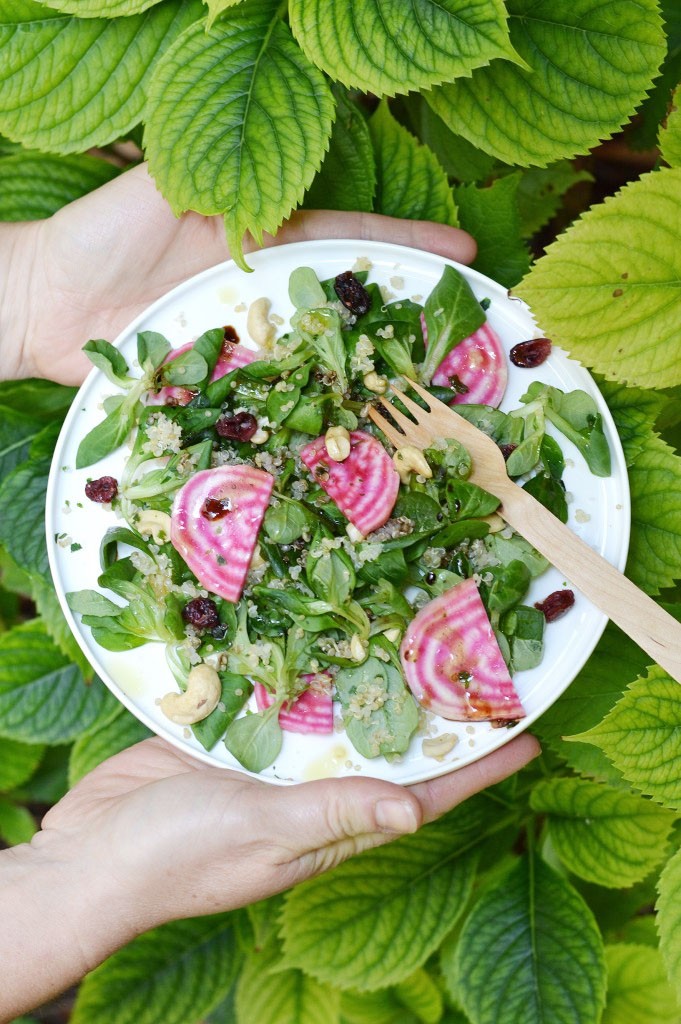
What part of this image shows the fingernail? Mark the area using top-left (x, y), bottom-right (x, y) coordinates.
top-left (375, 799), bottom-right (419, 834)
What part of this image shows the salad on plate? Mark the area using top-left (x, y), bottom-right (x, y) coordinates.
top-left (64, 258), bottom-right (612, 776)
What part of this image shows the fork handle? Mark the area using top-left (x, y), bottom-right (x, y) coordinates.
top-left (497, 480), bottom-right (681, 683)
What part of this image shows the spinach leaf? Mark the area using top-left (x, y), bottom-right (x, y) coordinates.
top-left (420, 265), bottom-right (486, 383)
top-left (335, 654), bottom-right (419, 759)
top-left (446, 480), bottom-right (500, 520)
top-left (192, 672), bottom-right (252, 751)
top-left (224, 704), bottom-right (283, 773)
top-left (481, 560), bottom-right (532, 615)
top-left (523, 471), bottom-right (568, 523)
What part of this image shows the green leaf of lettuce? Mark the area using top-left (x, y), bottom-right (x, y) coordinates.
top-left (0, 0), bottom-right (202, 153)
top-left (369, 100), bottom-right (458, 227)
top-left (427, 0), bottom-right (665, 167)
top-left (453, 854), bottom-right (606, 1024)
top-left (530, 777), bottom-right (675, 888)
top-left (517, 168), bottom-right (681, 389)
top-left (289, 0), bottom-right (520, 98)
top-left (569, 666), bottom-right (681, 811)
top-left (144, 4), bottom-right (334, 269)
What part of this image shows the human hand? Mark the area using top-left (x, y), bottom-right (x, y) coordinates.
top-left (6, 163), bottom-right (476, 387)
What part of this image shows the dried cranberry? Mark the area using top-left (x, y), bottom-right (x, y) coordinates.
top-left (85, 476), bottom-right (118, 503)
top-left (535, 589), bottom-right (575, 622)
top-left (499, 443), bottom-right (518, 461)
top-left (510, 338), bottom-right (552, 368)
top-left (216, 411), bottom-right (258, 441)
top-left (201, 496), bottom-right (232, 520)
top-left (334, 271), bottom-right (371, 316)
top-left (182, 597), bottom-right (220, 630)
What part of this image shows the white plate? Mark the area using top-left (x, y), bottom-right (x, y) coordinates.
top-left (46, 240), bottom-right (630, 786)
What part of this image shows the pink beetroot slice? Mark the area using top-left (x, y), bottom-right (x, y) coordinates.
top-left (171, 466), bottom-right (274, 603)
top-left (400, 577), bottom-right (525, 722)
top-left (431, 321), bottom-right (508, 408)
top-left (147, 339), bottom-right (258, 407)
top-left (254, 673), bottom-right (334, 734)
top-left (300, 430), bottom-right (399, 537)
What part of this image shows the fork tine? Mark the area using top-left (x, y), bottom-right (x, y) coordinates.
top-left (388, 381), bottom-right (430, 421)
top-left (367, 405), bottom-right (409, 449)
top-left (402, 377), bottom-right (440, 410)
top-left (377, 396), bottom-right (432, 447)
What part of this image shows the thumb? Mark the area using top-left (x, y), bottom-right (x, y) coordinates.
top-left (256, 776), bottom-right (423, 884)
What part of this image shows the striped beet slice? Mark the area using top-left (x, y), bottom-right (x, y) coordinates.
top-left (430, 321), bottom-right (508, 407)
top-left (171, 466), bottom-right (274, 602)
top-left (254, 673), bottom-right (333, 734)
top-left (400, 577), bottom-right (525, 722)
top-left (147, 339), bottom-right (258, 406)
top-left (300, 430), bottom-right (399, 537)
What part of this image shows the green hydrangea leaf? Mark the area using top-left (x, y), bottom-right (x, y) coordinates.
top-left (515, 162), bottom-right (593, 238)
top-left (304, 88), bottom-right (375, 213)
top-left (0, 623), bottom-right (115, 744)
top-left (530, 777), bottom-right (675, 888)
top-left (569, 666), bottom-right (681, 811)
top-left (394, 969), bottom-right (444, 1024)
top-left (517, 169), bottom-right (681, 389)
top-left (31, 576), bottom-right (94, 680)
top-left (236, 948), bottom-right (340, 1024)
top-left (0, 405), bottom-right (46, 481)
top-left (398, 95), bottom-right (498, 183)
top-left (37, 0), bottom-right (164, 16)
top-left (0, 437), bottom-right (54, 581)
top-left (602, 943), bottom-right (681, 1024)
top-left (69, 706), bottom-right (153, 786)
top-left (453, 855), bottom-right (606, 1024)
top-left (660, 84), bottom-right (681, 167)
top-left (369, 100), bottom-right (458, 226)
top-left (656, 846), bottom-right (681, 1004)
top-left (0, 151), bottom-right (119, 220)
top-left (626, 431), bottom-right (681, 594)
top-left (144, 4), bottom-right (334, 270)
top-left (0, 0), bottom-right (202, 153)
top-left (281, 800), bottom-right (494, 990)
top-left (72, 914), bottom-right (242, 1024)
top-left (633, 0), bottom-right (681, 151)
top-left (598, 378), bottom-right (667, 466)
top-left (0, 795), bottom-right (36, 845)
top-left (427, 0), bottom-right (666, 166)
top-left (534, 622), bottom-right (649, 780)
top-left (204, 0), bottom-right (245, 27)
top-left (453, 173), bottom-right (529, 287)
top-left (289, 0), bottom-right (520, 99)
top-left (0, 737), bottom-right (45, 791)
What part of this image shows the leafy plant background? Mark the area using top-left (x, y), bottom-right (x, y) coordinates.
top-left (1, 0), bottom-right (681, 1021)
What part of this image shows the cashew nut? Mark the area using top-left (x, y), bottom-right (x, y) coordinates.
top-left (135, 509), bottom-right (172, 544)
top-left (346, 523), bottom-right (364, 543)
top-left (393, 445), bottom-right (433, 485)
top-left (422, 733), bottom-right (459, 760)
top-left (251, 426), bottom-right (270, 445)
top-left (250, 542), bottom-right (266, 569)
top-left (159, 664), bottom-right (221, 725)
top-left (482, 512), bottom-right (505, 534)
top-left (325, 425), bottom-right (351, 462)
top-left (247, 297), bottom-right (276, 349)
top-left (363, 371), bottom-right (388, 394)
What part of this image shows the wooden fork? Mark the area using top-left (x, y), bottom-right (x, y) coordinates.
top-left (369, 378), bottom-right (681, 684)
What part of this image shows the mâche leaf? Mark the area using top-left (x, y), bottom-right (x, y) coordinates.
top-left (420, 265), bottom-right (486, 384)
